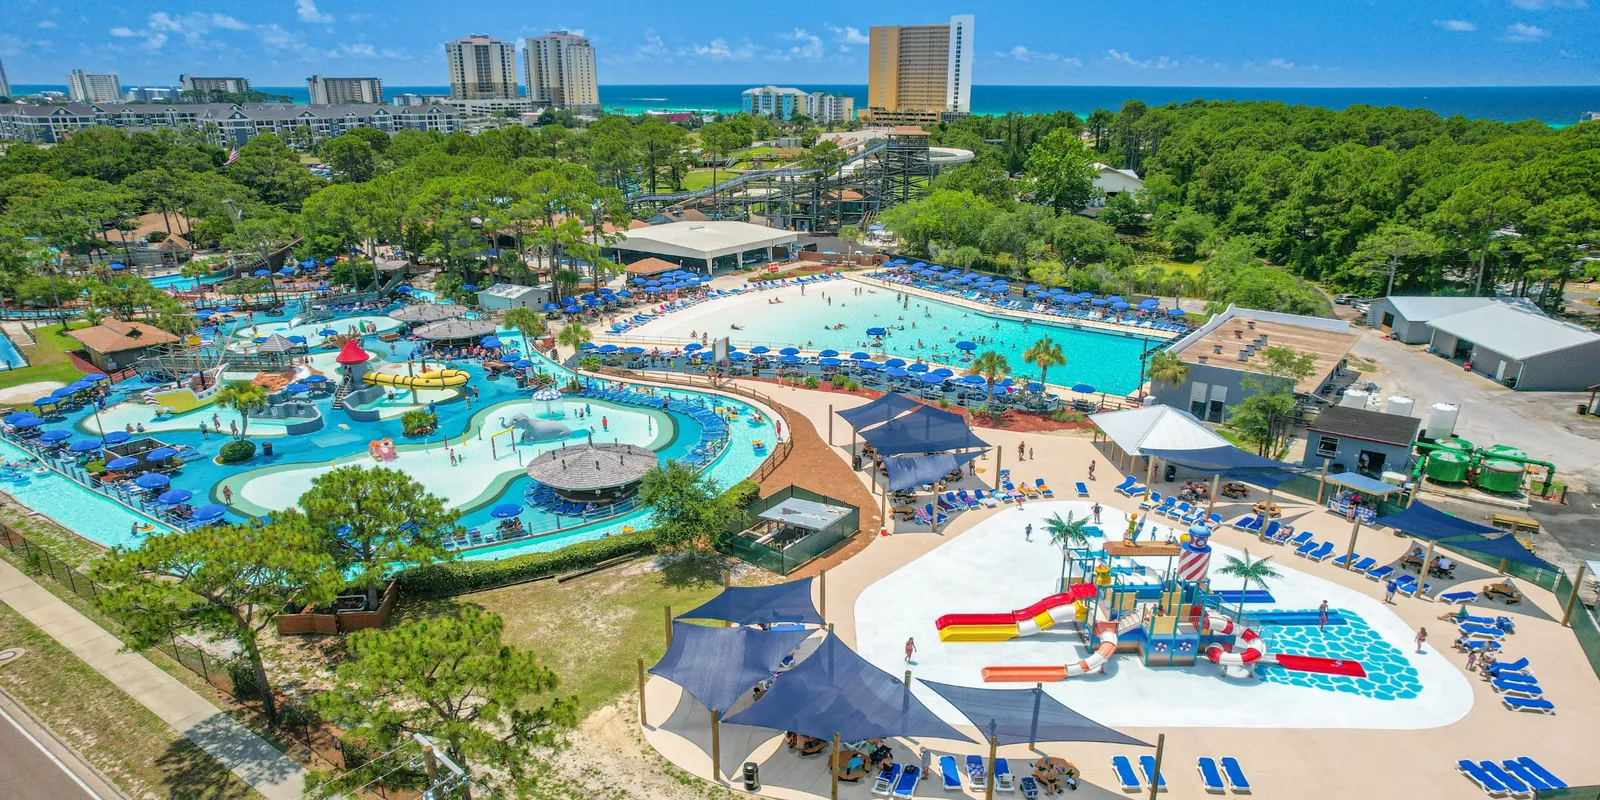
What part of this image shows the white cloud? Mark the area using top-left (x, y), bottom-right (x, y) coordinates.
top-left (1509, 0), bottom-right (1587, 9)
top-left (1001, 45), bottom-right (1081, 66)
top-left (296, 0), bottom-right (333, 24)
top-left (1500, 22), bottom-right (1550, 41)
top-left (109, 26), bottom-right (136, 37)
top-left (1105, 49), bottom-right (1176, 69)
top-left (1434, 19), bottom-right (1478, 31)
top-left (1266, 57), bottom-right (1295, 70)
top-left (339, 42), bottom-right (376, 57)
top-left (378, 48), bottom-right (412, 60)
top-left (827, 24), bottom-right (870, 45)
top-left (117, 11), bottom-right (249, 52)
top-left (632, 29), bottom-right (670, 61)
top-left (37, 19), bottom-right (57, 29)
top-left (688, 37), bottom-right (755, 61)
top-left (771, 28), bottom-right (822, 60)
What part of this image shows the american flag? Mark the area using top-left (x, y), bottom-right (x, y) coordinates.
top-left (224, 145), bottom-right (239, 166)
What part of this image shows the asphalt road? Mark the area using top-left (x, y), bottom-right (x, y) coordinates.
top-left (0, 690), bottom-right (112, 800)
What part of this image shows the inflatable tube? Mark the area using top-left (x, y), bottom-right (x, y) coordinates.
top-left (363, 368), bottom-right (470, 390)
top-left (1203, 611), bottom-right (1267, 667)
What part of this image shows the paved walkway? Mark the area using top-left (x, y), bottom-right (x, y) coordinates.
top-left (0, 559), bottom-right (305, 800)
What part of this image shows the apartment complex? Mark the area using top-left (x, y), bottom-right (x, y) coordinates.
top-left (67, 70), bottom-right (122, 104)
top-left (740, 86), bottom-right (855, 122)
top-left (445, 34), bottom-right (518, 100)
top-left (523, 31), bottom-right (598, 111)
top-left (864, 14), bottom-right (973, 124)
top-left (0, 58), bottom-right (12, 99)
top-left (0, 102), bottom-right (461, 145)
top-left (179, 75), bottom-right (252, 96)
top-left (307, 75), bottom-right (385, 105)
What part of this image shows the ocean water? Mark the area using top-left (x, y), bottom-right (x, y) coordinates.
top-left (12, 83), bottom-right (1598, 125)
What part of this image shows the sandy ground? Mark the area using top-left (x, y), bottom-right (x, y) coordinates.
top-left (0, 381), bottom-right (67, 405)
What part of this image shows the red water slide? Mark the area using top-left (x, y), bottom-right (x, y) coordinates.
top-left (934, 583), bottom-right (1098, 631)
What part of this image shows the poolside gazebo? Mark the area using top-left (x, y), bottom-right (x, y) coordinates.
top-left (389, 304), bottom-right (465, 325)
top-left (413, 318), bottom-right (497, 342)
top-left (525, 442), bottom-right (657, 505)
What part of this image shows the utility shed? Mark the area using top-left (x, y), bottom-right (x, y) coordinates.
top-left (1425, 303), bottom-right (1600, 390)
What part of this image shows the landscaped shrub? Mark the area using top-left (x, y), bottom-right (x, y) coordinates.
top-left (218, 440), bottom-right (257, 463)
top-left (803, 376), bottom-right (820, 389)
top-left (723, 479), bottom-right (762, 510)
top-left (394, 531), bottom-right (656, 598)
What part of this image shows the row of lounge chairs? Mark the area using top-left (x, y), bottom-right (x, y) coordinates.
top-left (937, 755), bottom-right (1015, 792)
top-left (869, 762), bottom-right (921, 798)
top-left (1113, 476), bottom-right (1147, 497)
top-left (1457, 756), bottom-right (1566, 795)
top-left (1140, 492), bottom-right (1223, 527)
top-left (573, 384), bottom-right (731, 439)
top-left (873, 273), bottom-right (1193, 334)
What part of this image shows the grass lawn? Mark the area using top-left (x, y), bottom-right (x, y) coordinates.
top-left (680, 169), bottom-right (719, 191)
top-left (0, 320), bottom-right (90, 395)
top-left (416, 555), bottom-right (770, 715)
top-left (0, 602), bottom-right (260, 799)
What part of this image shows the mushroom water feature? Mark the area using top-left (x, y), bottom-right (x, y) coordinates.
top-left (532, 386), bottom-right (565, 419)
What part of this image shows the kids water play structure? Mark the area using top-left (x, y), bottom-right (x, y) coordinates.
top-left (935, 523), bottom-right (1369, 683)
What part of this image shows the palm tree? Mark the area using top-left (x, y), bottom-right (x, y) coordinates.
top-left (968, 350), bottom-right (1012, 405)
top-left (838, 225), bottom-right (862, 255)
top-left (214, 380), bottom-right (268, 440)
top-left (502, 307), bottom-right (546, 344)
top-left (1213, 551), bottom-right (1282, 621)
top-left (1147, 350), bottom-right (1190, 395)
top-left (1022, 336), bottom-right (1067, 388)
top-left (556, 320), bottom-right (592, 356)
top-left (1045, 512), bottom-right (1092, 587)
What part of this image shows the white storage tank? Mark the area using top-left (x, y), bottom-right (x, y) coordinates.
top-left (1366, 393), bottom-right (1383, 411)
top-left (1341, 388), bottom-right (1370, 409)
top-left (1426, 402), bottom-right (1459, 440)
top-left (1386, 395), bottom-right (1415, 417)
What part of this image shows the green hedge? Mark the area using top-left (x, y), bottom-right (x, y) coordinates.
top-left (394, 531), bottom-right (656, 598)
top-left (218, 440), bottom-right (256, 463)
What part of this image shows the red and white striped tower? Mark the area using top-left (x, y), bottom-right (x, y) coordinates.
top-left (1177, 523), bottom-right (1214, 582)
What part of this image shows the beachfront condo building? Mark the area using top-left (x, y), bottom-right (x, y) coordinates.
top-left (0, 58), bottom-right (11, 100)
top-left (446, 34), bottom-right (519, 100)
top-left (523, 31), bottom-right (599, 111)
top-left (741, 86), bottom-right (855, 123)
top-left (179, 75), bottom-right (252, 95)
top-left (307, 75), bottom-right (385, 105)
top-left (864, 14), bottom-right (973, 124)
top-left (67, 70), bottom-right (122, 104)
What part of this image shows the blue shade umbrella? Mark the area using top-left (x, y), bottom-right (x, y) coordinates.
top-left (195, 309), bottom-right (215, 318)
top-left (580, 293), bottom-right (596, 301)
top-left (253, 269), bottom-right (271, 277)
top-left (51, 386), bottom-right (77, 398)
top-left (931, 368), bottom-right (954, 377)
top-left (596, 344), bottom-right (619, 353)
top-left (1113, 302), bottom-right (1131, 310)
top-left (818, 357), bottom-right (842, 366)
top-left (253, 336), bottom-right (268, 343)
top-left (216, 306), bottom-right (234, 312)
top-left (158, 489), bottom-right (193, 505)
top-left (865, 327), bottom-right (887, 336)
top-left (631, 277), bottom-right (647, 285)
top-left (819, 349), bottom-right (839, 357)
top-left (480, 335), bottom-right (503, 348)
top-left (857, 361), bottom-right (882, 370)
top-left (544, 302), bottom-right (562, 311)
top-left (579, 342), bottom-right (597, 350)
top-left (1077, 292), bottom-right (1094, 299)
top-left (1027, 381), bottom-right (1045, 391)
top-left (885, 367), bottom-right (910, 378)
top-left (748, 345), bottom-right (771, 354)
top-left (956, 341), bottom-right (977, 351)
top-left (192, 504), bottom-right (227, 523)
top-left (4, 412), bottom-right (36, 425)
top-left (287, 335), bottom-right (308, 343)
top-left (1091, 299), bottom-right (1110, 306)
top-left (300, 258), bottom-right (316, 267)
top-left (303, 374), bottom-right (328, 384)
top-left (13, 417), bottom-right (45, 428)
top-left (85, 373), bottom-right (108, 382)
top-left (849, 351), bottom-right (870, 360)
top-left (778, 354), bottom-right (802, 364)
top-left (1072, 383), bottom-right (1096, 394)
top-left (920, 372), bottom-right (945, 384)
top-left (69, 440), bottom-right (101, 453)
top-left (1025, 284), bottom-right (1041, 292)
top-left (102, 431), bottom-right (131, 444)
top-left (40, 430), bottom-right (72, 443)
top-left (598, 287), bottom-right (615, 294)
top-left (278, 268), bottom-right (296, 276)
top-left (779, 347), bottom-right (801, 356)
top-left (563, 305), bottom-right (582, 313)
top-left (490, 503), bottom-right (522, 519)
top-left (108, 262), bottom-right (126, 271)
top-left (1167, 308), bottom-right (1188, 316)
top-left (145, 447), bottom-right (179, 461)
top-left (616, 291), bottom-right (633, 298)
top-left (285, 383), bottom-right (310, 394)
top-left (105, 456), bottom-right (140, 470)
top-left (645, 280), bottom-right (660, 287)
top-left (961, 375), bottom-right (987, 386)
top-left (512, 358), bottom-right (535, 368)
top-left (907, 363), bottom-right (930, 373)
top-left (462, 284), bottom-right (477, 292)
top-left (29, 397), bottom-right (53, 407)
top-left (135, 473), bottom-right (170, 489)
top-left (729, 352), bottom-right (750, 361)
top-left (885, 358), bottom-right (907, 367)
top-left (683, 343), bottom-right (703, 352)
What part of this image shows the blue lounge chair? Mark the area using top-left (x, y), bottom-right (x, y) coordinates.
top-left (1502, 760), bottom-right (1558, 793)
top-left (994, 758), bottom-right (1015, 792)
top-left (938, 756), bottom-right (962, 791)
top-left (1502, 695), bottom-right (1555, 714)
top-left (1197, 758), bottom-right (1225, 794)
top-left (1307, 542), bottom-right (1335, 561)
top-left (1456, 760), bottom-right (1508, 796)
top-left (1439, 590), bottom-right (1478, 604)
top-left (1366, 564), bottom-right (1395, 581)
top-left (1167, 500), bottom-right (1192, 519)
top-left (1139, 755), bottom-right (1167, 792)
top-left (974, 489), bottom-right (999, 508)
top-left (1019, 775), bottom-right (1040, 799)
top-left (1332, 551), bottom-right (1362, 568)
top-left (1075, 481), bottom-right (1089, 497)
top-left (1493, 672), bottom-right (1539, 687)
top-left (1483, 657), bottom-right (1530, 676)
top-left (966, 755), bottom-right (988, 790)
top-left (1126, 482), bottom-right (1147, 498)
top-left (1110, 756), bottom-right (1141, 792)
top-left (1181, 507), bottom-right (1205, 525)
top-left (1478, 761), bottom-right (1530, 797)
top-left (1034, 479), bottom-right (1054, 497)
top-left (1492, 678), bottom-right (1543, 698)
top-left (1220, 757), bottom-right (1251, 793)
top-left (892, 764), bottom-right (921, 799)
top-left (1462, 639), bottom-right (1503, 654)
top-left (1139, 491), bottom-right (1164, 510)
top-left (1294, 538), bottom-right (1322, 557)
top-left (1230, 514), bottom-right (1262, 532)
top-left (1350, 556), bottom-right (1378, 572)
top-left (1113, 476), bottom-right (1138, 496)
top-left (1285, 530), bottom-right (1313, 549)
top-left (873, 763), bottom-right (903, 796)
top-left (1510, 757), bottom-right (1566, 790)
top-left (1462, 623), bottom-right (1504, 640)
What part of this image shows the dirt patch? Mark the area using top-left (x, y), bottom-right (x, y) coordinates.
top-left (0, 380), bottom-right (68, 404)
top-left (531, 696), bottom-right (742, 800)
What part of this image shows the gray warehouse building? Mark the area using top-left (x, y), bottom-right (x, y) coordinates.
top-left (1366, 296), bottom-right (1500, 344)
top-left (1424, 302), bottom-right (1600, 390)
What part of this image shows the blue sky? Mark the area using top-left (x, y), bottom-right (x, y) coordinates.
top-left (3, 0), bottom-right (1597, 87)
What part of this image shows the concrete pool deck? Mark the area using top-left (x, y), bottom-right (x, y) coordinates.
top-left (641, 380), bottom-right (1600, 799)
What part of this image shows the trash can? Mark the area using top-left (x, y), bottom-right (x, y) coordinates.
top-left (1164, 464), bottom-right (1177, 482)
top-left (261, 440), bottom-right (273, 457)
top-left (743, 761), bottom-right (760, 791)
top-left (852, 454), bottom-right (863, 471)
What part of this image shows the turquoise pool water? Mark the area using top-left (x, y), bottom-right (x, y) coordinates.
top-left (0, 439), bottom-right (172, 549)
top-left (0, 330), bottom-right (27, 371)
top-left (148, 271), bottom-right (230, 289)
top-left (655, 283), bottom-right (1162, 395)
top-left (1257, 609), bottom-right (1423, 701)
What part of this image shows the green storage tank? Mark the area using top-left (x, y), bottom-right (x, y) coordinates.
top-left (1426, 451), bottom-right (1470, 484)
top-left (1477, 460), bottom-right (1525, 494)
top-left (1484, 445), bottom-right (1527, 460)
top-left (1436, 438), bottom-right (1474, 454)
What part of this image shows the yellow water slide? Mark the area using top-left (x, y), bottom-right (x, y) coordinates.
top-left (362, 369), bottom-right (470, 390)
